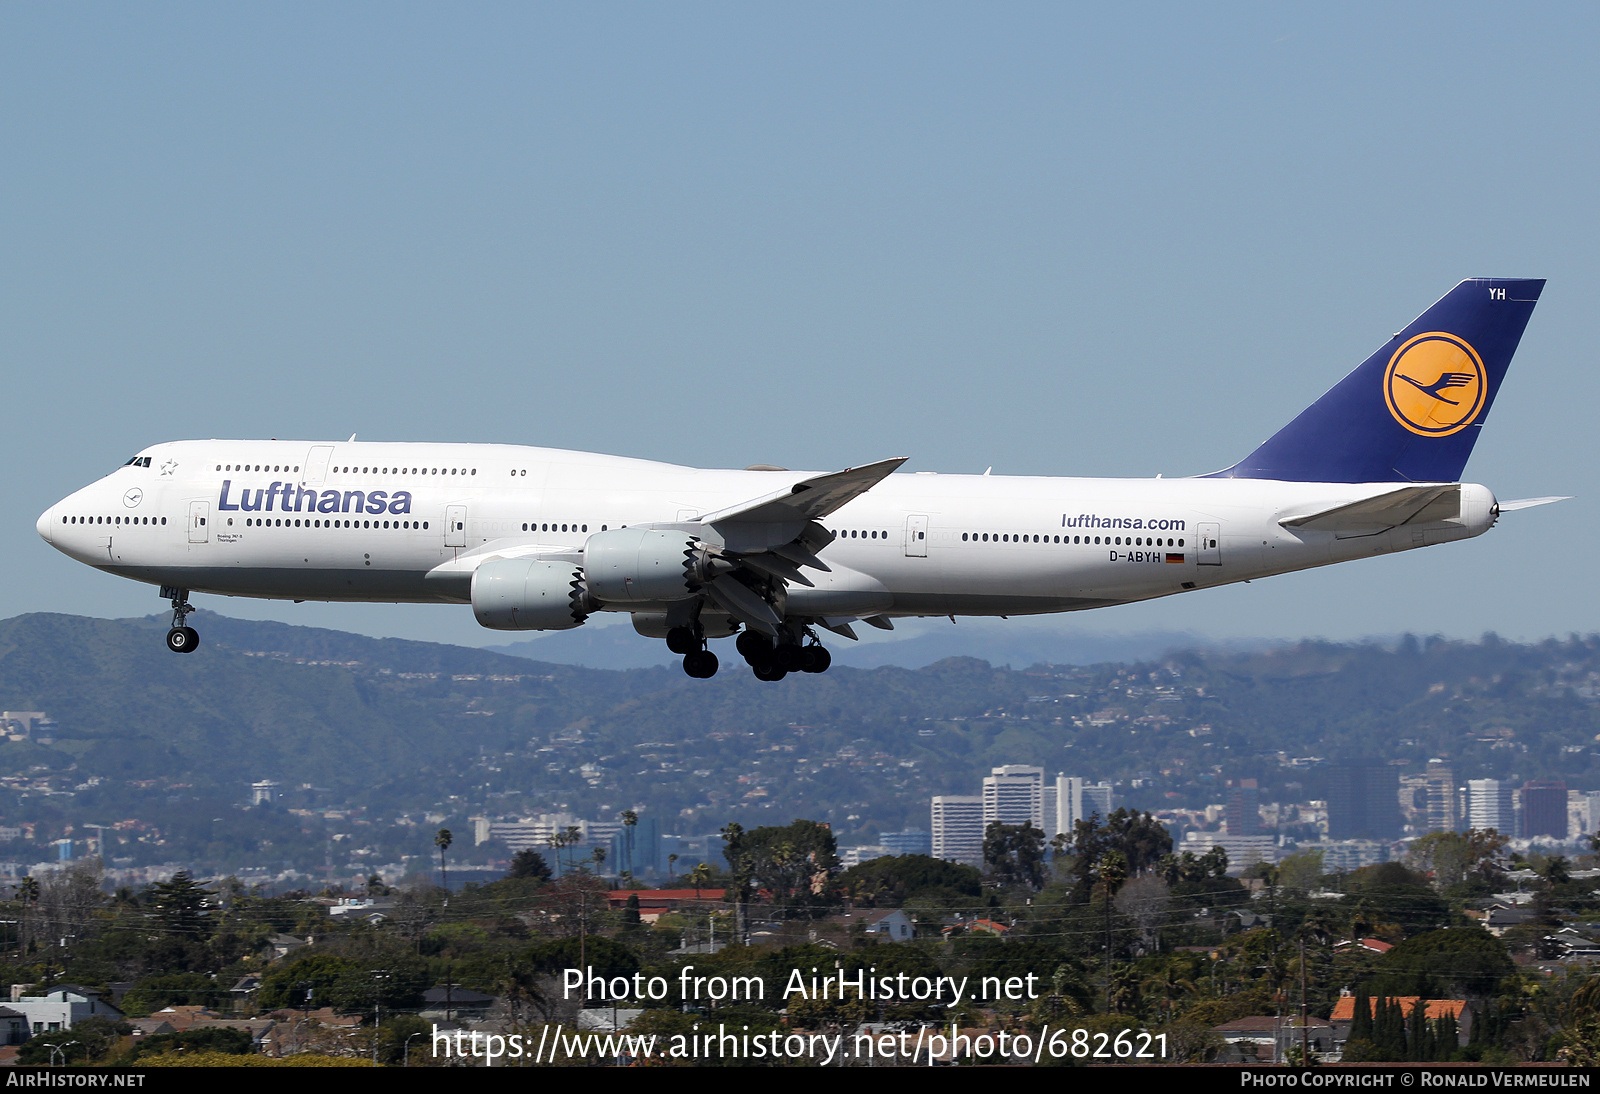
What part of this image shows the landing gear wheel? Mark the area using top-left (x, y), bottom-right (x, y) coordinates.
top-left (736, 631), bottom-right (772, 662)
top-left (773, 643), bottom-right (804, 672)
top-left (800, 645), bottom-right (831, 673)
top-left (166, 627), bottom-right (199, 654)
top-left (666, 627), bottom-right (699, 656)
top-left (751, 662), bottom-right (788, 682)
top-left (682, 649), bottom-right (719, 678)
top-left (161, 586), bottom-right (197, 653)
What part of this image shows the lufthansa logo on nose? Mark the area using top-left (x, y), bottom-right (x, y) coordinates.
top-left (122, 488), bottom-right (143, 508)
top-left (1383, 332), bottom-right (1487, 437)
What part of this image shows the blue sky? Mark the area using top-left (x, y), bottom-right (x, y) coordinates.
top-left (4, 4), bottom-right (1596, 649)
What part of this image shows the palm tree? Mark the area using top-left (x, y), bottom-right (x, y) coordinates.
top-left (434, 829), bottom-right (453, 891)
top-left (1144, 958), bottom-right (1200, 1024)
top-left (561, 826), bottom-right (583, 874)
top-left (620, 810), bottom-right (638, 876)
top-left (688, 862), bottom-right (712, 900)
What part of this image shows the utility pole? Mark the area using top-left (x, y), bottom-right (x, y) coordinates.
top-left (1299, 938), bottom-right (1310, 1065)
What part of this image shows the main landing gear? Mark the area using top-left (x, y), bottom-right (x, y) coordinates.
top-left (161, 586), bottom-right (199, 654)
top-left (736, 627), bottom-right (831, 682)
top-left (668, 625), bottom-right (719, 679)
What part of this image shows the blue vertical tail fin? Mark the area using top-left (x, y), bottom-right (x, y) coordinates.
top-left (1211, 278), bottom-right (1544, 483)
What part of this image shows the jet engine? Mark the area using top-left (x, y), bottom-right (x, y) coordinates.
top-left (471, 558), bottom-right (592, 631)
top-left (581, 527), bottom-right (731, 604)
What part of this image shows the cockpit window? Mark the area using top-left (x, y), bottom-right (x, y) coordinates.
top-left (123, 456), bottom-right (153, 469)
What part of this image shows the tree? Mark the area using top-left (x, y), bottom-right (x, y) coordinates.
top-left (686, 862), bottom-right (712, 900)
top-left (18, 1018), bottom-right (130, 1066)
top-left (1349, 986), bottom-right (1373, 1044)
top-left (121, 973), bottom-right (217, 1016)
top-left (508, 849), bottom-right (552, 881)
top-left (1275, 848), bottom-right (1325, 892)
top-left (147, 870), bottom-right (210, 937)
top-left (983, 822), bottom-right (1047, 890)
top-left (434, 828), bottom-right (453, 890)
top-left (619, 809), bottom-right (638, 875)
top-left (1563, 976), bottom-right (1600, 1065)
top-left (837, 854), bottom-right (982, 907)
top-left (1342, 862), bottom-right (1450, 936)
top-left (117, 1026), bottom-right (252, 1063)
top-left (1368, 927), bottom-right (1514, 999)
top-left (25, 860), bottom-right (107, 956)
top-left (547, 825), bottom-right (584, 874)
top-left (1070, 809), bottom-right (1173, 891)
top-left (1114, 874), bottom-right (1170, 954)
top-left (722, 820), bottom-right (840, 916)
top-left (1408, 829), bottom-right (1508, 891)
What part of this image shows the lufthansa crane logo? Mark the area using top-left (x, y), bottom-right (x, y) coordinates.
top-left (1383, 332), bottom-right (1487, 437)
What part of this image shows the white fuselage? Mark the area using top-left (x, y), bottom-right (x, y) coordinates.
top-left (37, 439), bottom-right (1497, 623)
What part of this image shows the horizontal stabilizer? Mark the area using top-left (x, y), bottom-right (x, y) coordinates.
top-left (1499, 496), bottom-right (1572, 512)
top-left (700, 458), bottom-right (908, 526)
top-left (1280, 485), bottom-right (1459, 533)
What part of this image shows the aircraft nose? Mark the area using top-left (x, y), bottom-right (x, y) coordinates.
top-left (36, 506), bottom-right (55, 546)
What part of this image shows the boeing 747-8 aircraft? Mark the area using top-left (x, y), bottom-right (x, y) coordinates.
top-left (38, 279), bottom-right (1561, 680)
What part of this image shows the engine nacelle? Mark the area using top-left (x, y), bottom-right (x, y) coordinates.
top-left (583, 527), bottom-right (701, 604)
top-left (472, 558), bottom-right (590, 631)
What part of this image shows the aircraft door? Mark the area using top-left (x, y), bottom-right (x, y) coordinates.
top-left (302, 446), bottom-right (334, 486)
top-left (188, 501), bottom-right (210, 544)
top-left (1197, 522), bottom-right (1220, 566)
top-left (904, 514), bottom-right (929, 557)
top-left (445, 504), bottom-right (467, 548)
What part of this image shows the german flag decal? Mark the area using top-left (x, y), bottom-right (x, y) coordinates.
top-left (1165, 553), bottom-right (1185, 564)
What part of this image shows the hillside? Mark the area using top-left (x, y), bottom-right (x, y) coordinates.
top-left (0, 613), bottom-right (1597, 870)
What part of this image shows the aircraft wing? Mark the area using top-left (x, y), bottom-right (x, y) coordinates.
top-left (1279, 484), bottom-right (1461, 533)
top-left (699, 458), bottom-right (908, 526)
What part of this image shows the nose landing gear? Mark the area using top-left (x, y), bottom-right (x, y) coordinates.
top-left (161, 586), bottom-right (199, 654)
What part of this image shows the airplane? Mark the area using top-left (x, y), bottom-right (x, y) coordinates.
top-left (37, 278), bottom-right (1563, 681)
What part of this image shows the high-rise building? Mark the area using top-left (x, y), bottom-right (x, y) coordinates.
top-left (931, 796), bottom-right (985, 866)
top-left (1225, 779), bottom-right (1262, 836)
top-left (1325, 761), bottom-right (1400, 840)
top-left (1467, 779), bottom-right (1514, 834)
top-left (1425, 761), bottom-right (1458, 832)
top-left (1583, 792), bottom-right (1600, 839)
top-left (1520, 780), bottom-right (1568, 839)
top-left (879, 829), bottom-right (932, 857)
top-left (983, 765), bottom-right (1045, 830)
top-left (1055, 776), bottom-right (1114, 835)
top-left (609, 816), bottom-right (662, 877)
